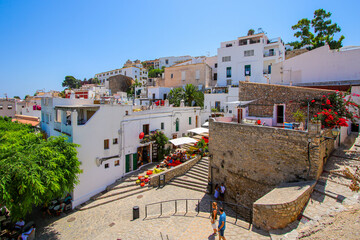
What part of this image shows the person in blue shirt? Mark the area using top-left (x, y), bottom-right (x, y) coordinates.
top-left (218, 207), bottom-right (226, 240)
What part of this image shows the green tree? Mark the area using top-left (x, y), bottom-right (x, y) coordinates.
top-left (247, 29), bottom-right (255, 36)
top-left (62, 76), bottom-right (81, 89)
top-left (184, 84), bottom-right (204, 107)
top-left (292, 9), bottom-right (344, 50)
top-left (0, 117), bottom-right (81, 220)
top-left (24, 95), bottom-right (30, 100)
top-left (13, 96), bottom-right (20, 99)
top-left (168, 84), bottom-right (204, 107)
top-left (148, 68), bottom-right (164, 78)
top-left (127, 79), bottom-right (142, 98)
top-left (168, 87), bottom-right (184, 107)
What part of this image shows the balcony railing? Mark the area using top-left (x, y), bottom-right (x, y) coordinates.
top-left (263, 51), bottom-right (276, 57)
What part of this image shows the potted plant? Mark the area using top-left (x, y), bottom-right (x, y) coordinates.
top-left (292, 110), bottom-right (305, 130)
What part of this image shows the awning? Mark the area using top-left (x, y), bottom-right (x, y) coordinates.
top-left (169, 137), bottom-right (198, 146)
top-left (224, 100), bottom-right (257, 106)
top-left (187, 127), bottom-right (209, 134)
top-left (202, 122), bottom-right (209, 127)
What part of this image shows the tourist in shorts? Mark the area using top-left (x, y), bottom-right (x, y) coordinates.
top-left (210, 202), bottom-right (218, 236)
top-left (218, 207), bottom-right (226, 240)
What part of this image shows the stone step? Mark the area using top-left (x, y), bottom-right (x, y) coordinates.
top-left (187, 167), bottom-right (208, 176)
top-left (191, 164), bottom-right (208, 172)
top-left (96, 184), bottom-right (144, 200)
top-left (184, 172), bottom-right (208, 182)
top-left (106, 181), bottom-right (136, 191)
top-left (167, 181), bottom-right (207, 193)
top-left (79, 187), bottom-right (152, 210)
top-left (177, 175), bottom-right (208, 186)
top-left (314, 179), bottom-right (354, 202)
top-left (171, 178), bottom-right (208, 189)
top-left (302, 190), bottom-right (344, 221)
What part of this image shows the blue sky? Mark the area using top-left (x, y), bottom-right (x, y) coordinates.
top-left (1, 0), bottom-right (359, 98)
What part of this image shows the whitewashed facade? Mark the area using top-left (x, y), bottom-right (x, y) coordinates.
top-left (159, 56), bottom-right (193, 69)
top-left (271, 45), bottom-right (360, 86)
top-left (40, 97), bottom-right (201, 207)
top-left (217, 33), bottom-right (285, 86)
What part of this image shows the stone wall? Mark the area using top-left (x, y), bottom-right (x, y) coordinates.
top-left (108, 74), bottom-right (133, 94)
top-left (238, 82), bottom-right (333, 121)
top-left (209, 120), bottom-right (333, 209)
top-left (253, 181), bottom-right (316, 230)
top-left (149, 155), bottom-right (201, 187)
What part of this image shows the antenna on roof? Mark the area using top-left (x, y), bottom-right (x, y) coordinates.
top-left (257, 28), bottom-right (266, 34)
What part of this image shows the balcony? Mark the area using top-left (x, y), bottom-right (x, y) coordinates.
top-left (263, 51), bottom-right (276, 57)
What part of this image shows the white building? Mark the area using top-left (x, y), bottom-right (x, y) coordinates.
top-left (159, 55), bottom-right (193, 69)
top-left (95, 61), bottom-right (148, 96)
top-left (271, 45), bottom-right (360, 87)
top-left (147, 87), bottom-right (171, 100)
top-left (217, 33), bottom-right (285, 86)
top-left (40, 97), bottom-right (201, 207)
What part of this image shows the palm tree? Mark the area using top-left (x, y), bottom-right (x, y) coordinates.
top-left (247, 29), bottom-right (255, 36)
top-left (184, 84), bottom-right (204, 107)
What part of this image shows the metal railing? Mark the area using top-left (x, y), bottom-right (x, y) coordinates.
top-left (144, 198), bottom-right (252, 228)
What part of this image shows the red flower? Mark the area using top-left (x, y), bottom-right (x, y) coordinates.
top-left (326, 99), bottom-right (331, 105)
top-left (311, 100), bottom-right (315, 103)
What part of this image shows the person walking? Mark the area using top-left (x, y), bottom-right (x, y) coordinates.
top-left (210, 202), bottom-right (218, 236)
top-left (218, 207), bottom-right (226, 240)
top-left (220, 183), bottom-right (226, 201)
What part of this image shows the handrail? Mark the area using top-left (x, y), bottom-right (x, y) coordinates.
top-left (144, 198), bottom-right (252, 227)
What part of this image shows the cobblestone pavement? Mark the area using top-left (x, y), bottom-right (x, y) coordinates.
top-left (36, 184), bottom-right (270, 240)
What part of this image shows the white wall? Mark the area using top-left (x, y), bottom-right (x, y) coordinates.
top-left (271, 45), bottom-right (360, 85)
top-left (159, 56), bottom-right (192, 69)
top-left (147, 87), bottom-right (171, 100)
top-left (217, 35), bottom-right (285, 86)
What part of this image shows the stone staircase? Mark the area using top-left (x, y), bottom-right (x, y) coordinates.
top-left (77, 164), bottom-right (156, 210)
top-left (167, 157), bottom-right (209, 193)
top-left (269, 144), bottom-right (360, 240)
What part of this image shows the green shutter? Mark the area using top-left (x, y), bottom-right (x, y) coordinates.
top-left (176, 119), bottom-right (179, 132)
top-left (189, 117), bottom-right (191, 125)
top-left (132, 153), bottom-right (137, 170)
top-left (125, 154), bottom-right (130, 173)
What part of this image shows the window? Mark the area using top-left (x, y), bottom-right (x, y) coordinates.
top-left (114, 160), bottom-right (120, 166)
top-left (245, 65), bottom-right (251, 76)
top-left (115, 71), bottom-right (118, 74)
top-left (161, 122), bottom-right (164, 130)
top-left (8, 105), bottom-right (13, 109)
top-left (111, 72), bottom-right (113, 75)
top-left (171, 73), bottom-right (173, 79)
top-left (268, 65), bottom-right (272, 74)
top-left (135, 75), bottom-right (137, 79)
top-left (222, 56), bottom-right (231, 62)
top-left (113, 138), bottom-right (118, 144)
top-left (165, 59), bottom-right (169, 64)
top-left (195, 70), bottom-right (200, 80)
top-left (181, 71), bottom-right (186, 81)
top-left (226, 79), bottom-right (232, 85)
top-left (189, 117), bottom-right (192, 125)
top-left (215, 63), bottom-right (217, 68)
top-left (104, 139), bottom-right (109, 149)
top-left (107, 73), bottom-right (109, 75)
top-left (0, 105), bottom-right (3, 110)
top-left (143, 124), bottom-right (149, 135)
top-left (214, 73), bottom-right (217, 81)
top-left (226, 67), bottom-right (231, 78)
top-left (125, 111), bottom-right (129, 115)
top-left (226, 43), bottom-right (232, 47)
top-left (215, 101), bottom-right (220, 111)
top-left (152, 93), bottom-right (155, 99)
top-left (175, 118), bottom-right (179, 132)
top-left (104, 163), bottom-right (109, 169)
top-left (163, 94), bottom-right (167, 100)
top-left (244, 50), bottom-right (254, 57)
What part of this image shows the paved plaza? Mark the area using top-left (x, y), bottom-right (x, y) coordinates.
top-left (35, 185), bottom-right (269, 240)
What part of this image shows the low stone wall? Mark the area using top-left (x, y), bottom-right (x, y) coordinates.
top-left (253, 181), bottom-right (316, 230)
top-left (149, 155), bottom-right (202, 187)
